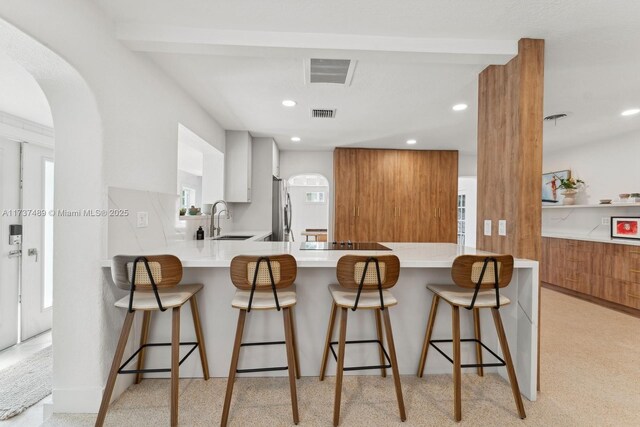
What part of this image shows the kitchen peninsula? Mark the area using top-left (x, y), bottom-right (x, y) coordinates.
top-left (102, 240), bottom-right (539, 401)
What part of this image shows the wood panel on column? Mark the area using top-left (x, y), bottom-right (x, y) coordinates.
top-left (476, 38), bottom-right (544, 389)
top-left (334, 148), bottom-right (358, 241)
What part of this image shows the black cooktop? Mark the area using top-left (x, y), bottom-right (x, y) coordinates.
top-left (300, 241), bottom-right (391, 251)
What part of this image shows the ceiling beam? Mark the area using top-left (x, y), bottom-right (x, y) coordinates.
top-left (116, 24), bottom-right (517, 65)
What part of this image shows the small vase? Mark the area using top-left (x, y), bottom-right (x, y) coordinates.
top-left (561, 189), bottom-right (577, 205)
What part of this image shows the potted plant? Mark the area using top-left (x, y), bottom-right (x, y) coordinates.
top-left (554, 175), bottom-right (585, 205)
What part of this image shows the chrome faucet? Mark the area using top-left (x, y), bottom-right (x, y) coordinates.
top-left (210, 200), bottom-right (230, 237)
top-left (215, 209), bottom-right (228, 237)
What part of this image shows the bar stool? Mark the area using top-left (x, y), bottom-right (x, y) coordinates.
top-left (416, 255), bottom-right (526, 421)
top-left (221, 254), bottom-right (300, 426)
top-left (96, 255), bottom-right (210, 427)
top-left (319, 255), bottom-right (406, 426)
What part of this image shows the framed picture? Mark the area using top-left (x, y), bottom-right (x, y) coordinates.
top-left (611, 217), bottom-right (640, 240)
top-left (542, 170), bottom-right (570, 203)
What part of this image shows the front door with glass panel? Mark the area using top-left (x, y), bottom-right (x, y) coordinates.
top-left (0, 137), bottom-right (21, 351)
top-left (20, 143), bottom-right (54, 340)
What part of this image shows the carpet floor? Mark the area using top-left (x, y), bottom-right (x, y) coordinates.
top-left (44, 288), bottom-right (640, 426)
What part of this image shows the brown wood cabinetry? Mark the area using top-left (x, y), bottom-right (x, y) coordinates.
top-left (541, 237), bottom-right (640, 312)
top-left (333, 148), bottom-right (458, 242)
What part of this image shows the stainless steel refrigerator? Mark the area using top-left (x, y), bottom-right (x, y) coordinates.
top-left (272, 177), bottom-right (293, 241)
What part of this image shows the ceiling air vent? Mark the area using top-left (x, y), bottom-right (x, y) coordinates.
top-left (311, 108), bottom-right (337, 119)
top-left (306, 58), bottom-right (357, 86)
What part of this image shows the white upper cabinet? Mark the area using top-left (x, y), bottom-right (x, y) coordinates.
top-left (224, 130), bottom-right (252, 202)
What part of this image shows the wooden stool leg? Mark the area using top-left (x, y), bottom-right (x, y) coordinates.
top-left (473, 308), bottom-right (484, 377)
top-left (374, 309), bottom-right (387, 378)
top-left (95, 311), bottom-right (135, 427)
top-left (491, 308), bottom-right (526, 419)
top-left (283, 308), bottom-right (300, 424)
top-left (289, 306), bottom-right (301, 380)
top-left (319, 301), bottom-right (337, 381)
top-left (382, 308), bottom-right (406, 422)
top-left (190, 294), bottom-right (210, 380)
top-left (221, 310), bottom-right (247, 427)
top-left (135, 311), bottom-right (151, 384)
top-left (333, 307), bottom-right (348, 427)
top-left (452, 305), bottom-right (462, 422)
top-left (417, 295), bottom-right (440, 377)
top-left (170, 307), bottom-right (180, 427)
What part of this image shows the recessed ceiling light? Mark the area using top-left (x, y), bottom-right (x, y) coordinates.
top-left (621, 108), bottom-right (640, 116)
top-left (406, 139), bottom-right (417, 145)
top-left (291, 136), bottom-right (301, 142)
top-left (282, 100), bottom-right (297, 107)
top-left (452, 103), bottom-right (468, 111)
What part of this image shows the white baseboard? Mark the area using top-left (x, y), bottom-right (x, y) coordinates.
top-left (52, 375), bottom-right (133, 413)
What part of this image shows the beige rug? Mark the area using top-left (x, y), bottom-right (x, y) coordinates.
top-left (0, 346), bottom-right (52, 420)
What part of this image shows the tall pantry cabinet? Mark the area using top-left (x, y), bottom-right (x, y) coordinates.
top-left (333, 148), bottom-right (458, 243)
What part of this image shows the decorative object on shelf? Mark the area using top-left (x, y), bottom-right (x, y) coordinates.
top-left (542, 169), bottom-right (570, 203)
top-left (179, 208), bottom-right (187, 216)
top-left (619, 193), bottom-right (630, 200)
top-left (611, 217), bottom-right (640, 241)
top-left (188, 205), bottom-right (201, 216)
top-left (599, 199), bottom-right (612, 205)
top-left (555, 174), bottom-right (585, 205)
top-left (631, 193), bottom-right (640, 198)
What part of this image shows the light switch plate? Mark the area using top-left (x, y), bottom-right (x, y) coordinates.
top-left (484, 220), bottom-right (492, 236)
top-left (602, 217), bottom-right (610, 226)
top-left (498, 220), bottom-right (507, 236)
top-left (136, 211), bottom-right (149, 228)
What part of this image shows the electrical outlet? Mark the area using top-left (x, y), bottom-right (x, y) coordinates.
top-left (484, 220), bottom-right (492, 236)
top-left (602, 217), bottom-right (610, 226)
top-left (499, 220), bottom-right (507, 236)
top-left (136, 211), bottom-right (149, 228)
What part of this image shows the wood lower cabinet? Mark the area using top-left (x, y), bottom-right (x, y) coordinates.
top-left (541, 237), bottom-right (640, 311)
top-left (334, 148), bottom-right (458, 242)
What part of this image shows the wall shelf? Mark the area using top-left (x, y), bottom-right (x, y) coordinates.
top-left (542, 203), bottom-right (640, 209)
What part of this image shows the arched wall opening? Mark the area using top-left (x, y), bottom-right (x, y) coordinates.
top-left (0, 17), bottom-right (106, 412)
top-left (286, 173), bottom-right (330, 241)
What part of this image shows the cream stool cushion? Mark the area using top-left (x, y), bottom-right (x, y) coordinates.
top-left (231, 286), bottom-right (297, 310)
top-left (115, 283), bottom-right (203, 310)
top-left (427, 284), bottom-right (510, 308)
top-left (328, 284), bottom-right (398, 309)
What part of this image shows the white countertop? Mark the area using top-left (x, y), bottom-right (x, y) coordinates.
top-left (101, 240), bottom-right (538, 268)
top-left (542, 232), bottom-right (640, 246)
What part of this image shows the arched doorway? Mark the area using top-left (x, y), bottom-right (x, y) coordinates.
top-left (0, 16), bottom-right (105, 415)
top-left (287, 173), bottom-right (330, 242)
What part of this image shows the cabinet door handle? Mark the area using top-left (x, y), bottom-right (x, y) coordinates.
top-left (564, 277), bottom-right (578, 282)
top-left (630, 269), bottom-right (640, 274)
top-left (567, 258), bottom-right (580, 262)
top-left (630, 251), bottom-right (640, 255)
top-left (353, 207), bottom-right (356, 217)
top-left (628, 292), bottom-right (640, 300)
top-left (357, 206), bottom-right (360, 217)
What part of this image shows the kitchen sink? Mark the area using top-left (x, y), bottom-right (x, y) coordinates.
top-left (212, 235), bottom-right (254, 241)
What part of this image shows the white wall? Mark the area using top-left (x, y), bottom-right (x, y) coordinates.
top-left (544, 132), bottom-right (640, 204)
top-left (0, 0), bottom-right (225, 413)
top-left (458, 153), bottom-right (477, 176)
top-left (543, 132), bottom-right (640, 239)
